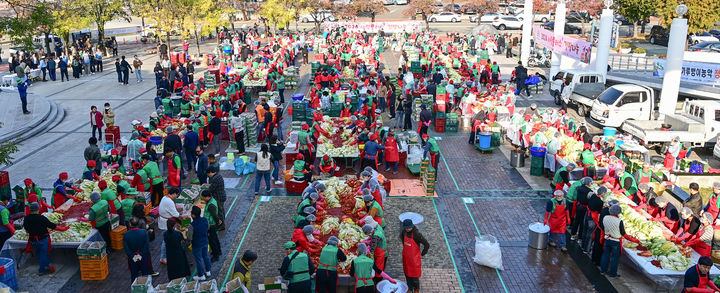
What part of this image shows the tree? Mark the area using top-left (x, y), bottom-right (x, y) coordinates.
top-left (614, 0), bottom-right (657, 36)
top-left (131, 0), bottom-right (184, 57)
top-left (259, 0), bottom-right (296, 34)
top-left (77, 0), bottom-right (130, 53)
top-left (470, 0), bottom-right (499, 13)
top-left (350, 0), bottom-right (389, 22)
top-left (52, 0), bottom-right (91, 56)
top-left (0, 1), bottom-right (54, 50)
top-left (656, 0), bottom-right (720, 34)
top-left (0, 124), bottom-right (20, 167)
top-left (181, 0), bottom-right (229, 54)
top-left (567, 0), bottom-right (603, 36)
top-left (533, 0), bottom-right (556, 14)
top-left (296, 0), bottom-right (333, 33)
top-left (404, 0), bottom-right (434, 29)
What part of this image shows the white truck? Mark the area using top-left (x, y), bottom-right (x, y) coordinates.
top-left (550, 70), bottom-right (606, 116)
top-left (590, 84), bottom-right (720, 150)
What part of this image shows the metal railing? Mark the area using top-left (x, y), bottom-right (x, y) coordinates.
top-left (608, 54), bottom-right (655, 72)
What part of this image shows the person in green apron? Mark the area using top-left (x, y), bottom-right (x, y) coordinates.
top-left (349, 243), bottom-right (396, 293)
top-left (615, 169), bottom-right (638, 198)
top-left (316, 236), bottom-right (347, 292)
top-left (88, 192), bottom-right (111, 253)
top-left (280, 241), bottom-right (315, 292)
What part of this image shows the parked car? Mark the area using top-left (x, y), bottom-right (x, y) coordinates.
top-left (470, 12), bottom-right (499, 23)
top-left (395, 0), bottom-right (408, 4)
top-left (649, 25), bottom-right (669, 46)
top-left (514, 10), bottom-right (553, 22)
top-left (688, 32), bottom-right (719, 45)
top-left (710, 30), bottom-right (720, 40)
top-left (689, 41), bottom-right (720, 52)
top-left (541, 21), bottom-right (581, 34)
top-left (428, 12), bottom-right (461, 22)
top-left (566, 11), bottom-right (590, 23)
top-left (492, 16), bottom-right (523, 30)
top-left (298, 11), bottom-right (337, 22)
top-left (431, 2), bottom-right (444, 13)
top-left (460, 4), bottom-right (478, 14)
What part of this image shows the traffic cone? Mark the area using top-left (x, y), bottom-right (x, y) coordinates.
top-left (135, 36), bottom-right (138, 44)
top-left (123, 38), bottom-right (126, 45)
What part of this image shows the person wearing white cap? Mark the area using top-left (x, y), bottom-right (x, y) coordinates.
top-left (704, 182), bottom-right (720, 219)
top-left (316, 236), bottom-right (347, 293)
top-left (570, 177), bottom-right (593, 241)
top-left (291, 225), bottom-right (321, 254)
top-left (544, 190), bottom-right (570, 252)
top-left (673, 207), bottom-right (701, 244)
top-left (361, 222), bottom-right (388, 284)
top-left (544, 131), bottom-right (561, 176)
top-left (349, 243), bottom-right (396, 292)
top-left (684, 212), bottom-right (715, 258)
top-left (600, 204), bottom-right (640, 278)
top-left (552, 163), bottom-right (575, 191)
top-left (614, 169), bottom-right (638, 198)
top-left (664, 136), bottom-right (682, 170)
top-left (652, 196), bottom-right (680, 232)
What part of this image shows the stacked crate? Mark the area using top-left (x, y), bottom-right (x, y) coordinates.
top-left (243, 114), bottom-right (257, 147)
top-left (110, 225), bottom-right (127, 250)
top-left (413, 98), bottom-right (422, 122)
top-left (420, 160), bottom-right (436, 196)
top-left (446, 113), bottom-right (459, 132)
top-left (0, 171), bottom-right (8, 199)
top-left (410, 61), bottom-right (421, 78)
top-left (285, 66), bottom-right (299, 89)
top-left (258, 91), bottom-right (277, 102)
top-left (434, 116), bottom-right (445, 133)
top-left (329, 101), bottom-right (343, 117)
top-left (292, 101), bottom-right (307, 122)
top-left (77, 241), bottom-right (109, 281)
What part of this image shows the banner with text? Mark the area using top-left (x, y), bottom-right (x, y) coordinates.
top-left (322, 21), bottom-right (423, 33)
top-left (653, 59), bottom-right (720, 86)
top-left (533, 26), bottom-right (592, 64)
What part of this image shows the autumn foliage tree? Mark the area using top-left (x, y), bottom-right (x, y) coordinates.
top-left (533, 0), bottom-right (556, 14)
top-left (655, 0), bottom-right (720, 33)
top-left (470, 0), bottom-right (500, 13)
top-left (350, 0), bottom-right (389, 22)
top-left (567, 0), bottom-right (603, 35)
top-left (404, 0), bottom-right (434, 29)
top-left (614, 0), bottom-right (657, 36)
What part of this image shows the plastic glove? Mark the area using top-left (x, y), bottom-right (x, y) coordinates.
top-left (379, 271), bottom-right (396, 283)
top-left (312, 230), bottom-right (321, 236)
top-left (55, 225), bottom-right (70, 232)
top-left (133, 254), bottom-right (142, 262)
top-left (70, 196), bottom-right (80, 202)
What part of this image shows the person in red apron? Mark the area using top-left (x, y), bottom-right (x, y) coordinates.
top-left (684, 213), bottom-right (714, 258)
top-left (664, 136), bottom-right (682, 170)
top-left (653, 197), bottom-right (680, 233)
top-left (673, 207), bottom-right (701, 243)
top-left (52, 174), bottom-right (80, 209)
top-left (681, 256), bottom-right (720, 292)
top-left (634, 164), bottom-right (654, 184)
top-left (703, 182), bottom-right (720, 220)
top-left (359, 172), bottom-right (383, 208)
top-left (25, 193), bottom-right (51, 216)
top-left (316, 236), bottom-right (346, 293)
top-left (383, 130), bottom-right (400, 174)
top-left (638, 183), bottom-right (660, 217)
top-left (400, 219), bottom-right (430, 293)
top-left (600, 204), bottom-right (640, 278)
top-left (165, 149), bottom-right (182, 188)
top-left (23, 202), bottom-right (68, 275)
top-left (544, 190), bottom-right (570, 252)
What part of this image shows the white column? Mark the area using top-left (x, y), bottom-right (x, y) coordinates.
top-left (550, 2), bottom-right (566, 76)
top-left (520, 0), bottom-right (534, 66)
top-left (595, 8), bottom-right (613, 76)
top-left (658, 17), bottom-right (688, 117)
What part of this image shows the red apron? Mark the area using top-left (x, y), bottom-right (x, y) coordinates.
top-left (25, 233), bottom-right (51, 253)
top-left (707, 196), bottom-right (720, 220)
top-left (590, 210), bottom-right (605, 246)
top-left (373, 247), bottom-right (386, 271)
top-left (429, 152), bottom-right (438, 169)
top-left (547, 202), bottom-right (568, 234)
top-left (53, 192), bottom-right (67, 209)
top-left (658, 208), bottom-right (679, 232)
top-left (168, 154), bottom-right (181, 187)
top-left (663, 152), bottom-right (675, 169)
top-left (402, 232), bottom-right (422, 278)
top-left (689, 228), bottom-right (712, 258)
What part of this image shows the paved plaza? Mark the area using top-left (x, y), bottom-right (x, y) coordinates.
top-left (0, 38), bottom-right (656, 293)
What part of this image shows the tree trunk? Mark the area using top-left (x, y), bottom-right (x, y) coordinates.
top-left (44, 31), bottom-right (51, 57)
top-left (633, 22), bottom-right (639, 38)
top-left (424, 15), bottom-right (429, 30)
top-left (166, 32), bottom-right (171, 58)
top-left (63, 33), bottom-right (71, 57)
top-left (315, 21), bottom-right (320, 34)
top-left (97, 23), bottom-right (106, 52)
top-left (230, 14), bottom-right (236, 31)
top-left (141, 17), bottom-right (146, 28)
top-left (195, 30), bottom-right (201, 55)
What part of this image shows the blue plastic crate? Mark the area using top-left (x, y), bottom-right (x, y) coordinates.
top-left (0, 257), bottom-right (17, 290)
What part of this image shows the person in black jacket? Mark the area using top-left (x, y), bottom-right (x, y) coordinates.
top-left (399, 219), bottom-right (430, 292)
top-left (515, 61), bottom-right (530, 97)
top-left (403, 98), bottom-right (413, 131)
top-left (115, 58), bottom-right (122, 83)
top-left (571, 177), bottom-right (593, 241)
top-left (269, 135), bottom-right (285, 184)
top-left (418, 104), bottom-right (432, 137)
top-left (592, 197), bottom-right (619, 265)
top-left (208, 114), bottom-right (222, 154)
top-left (120, 56), bottom-right (132, 85)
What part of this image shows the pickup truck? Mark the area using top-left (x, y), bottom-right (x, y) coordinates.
top-left (590, 84), bottom-right (720, 150)
top-left (550, 70), bottom-right (605, 116)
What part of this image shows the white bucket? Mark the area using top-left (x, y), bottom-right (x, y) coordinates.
top-left (399, 212), bottom-right (424, 230)
top-left (377, 280), bottom-right (408, 293)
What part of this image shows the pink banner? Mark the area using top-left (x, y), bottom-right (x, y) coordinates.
top-left (533, 26), bottom-right (592, 64)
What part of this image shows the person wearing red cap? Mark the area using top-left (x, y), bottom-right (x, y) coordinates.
top-left (292, 153), bottom-right (313, 183)
top-left (25, 192), bottom-right (51, 216)
top-left (83, 160), bottom-right (100, 181)
top-left (361, 133), bottom-right (384, 171)
top-left (581, 143), bottom-right (597, 179)
top-left (131, 162), bottom-right (150, 192)
top-left (104, 149), bottom-right (125, 174)
top-left (52, 173), bottom-right (79, 208)
top-left (296, 123), bottom-right (313, 163)
top-left (99, 180), bottom-right (125, 226)
top-left (383, 130), bottom-right (400, 174)
top-left (318, 155), bottom-right (339, 176)
top-left (23, 179), bottom-right (42, 209)
top-left (422, 134), bottom-right (440, 169)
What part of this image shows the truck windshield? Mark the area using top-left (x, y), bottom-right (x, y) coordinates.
top-left (598, 88), bottom-right (623, 105)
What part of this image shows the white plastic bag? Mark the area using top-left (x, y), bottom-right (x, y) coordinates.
top-left (472, 234), bottom-right (504, 270)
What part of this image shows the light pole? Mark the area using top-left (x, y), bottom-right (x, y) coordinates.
top-left (520, 0), bottom-right (534, 66)
top-left (595, 0), bottom-right (614, 76)
top-left (658, 4), bottom-right (689, 117)
top-left (550, 0), bottom-right (566, 76)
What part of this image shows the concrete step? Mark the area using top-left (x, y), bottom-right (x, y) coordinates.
top-left (0, 96), bottom-right (64, 144)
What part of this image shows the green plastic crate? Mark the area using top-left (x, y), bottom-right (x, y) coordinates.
top-left (435, 111), bottom-right (446, 119)
top-left (446, 125), bottom-right (458, 132)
